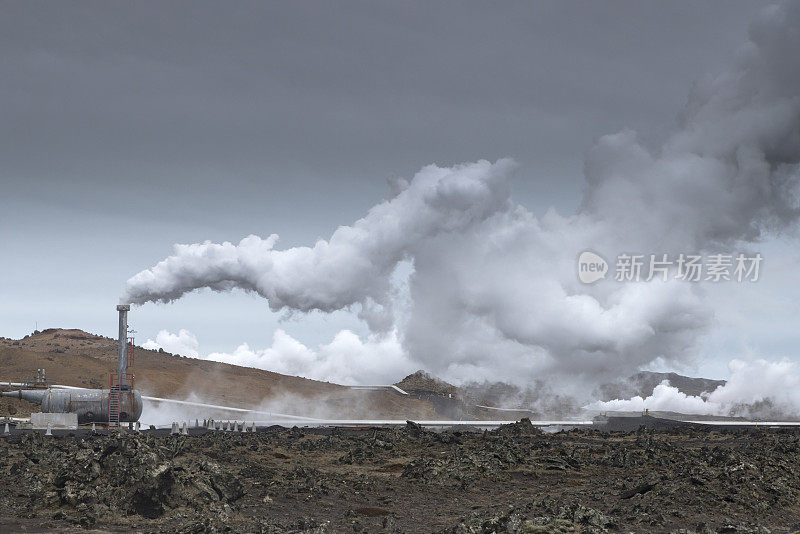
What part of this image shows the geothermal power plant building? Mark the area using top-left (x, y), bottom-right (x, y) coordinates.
top-left (2, 305), bottom-right (142, 425)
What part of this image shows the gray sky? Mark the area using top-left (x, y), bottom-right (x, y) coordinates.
top-left (2, 1), bottom-right (788, 380)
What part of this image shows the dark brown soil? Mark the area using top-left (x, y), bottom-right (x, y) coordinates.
top-left (0, 390), bottom-right (39, 418)
top-left (2, 421), bottom-right (800, 533)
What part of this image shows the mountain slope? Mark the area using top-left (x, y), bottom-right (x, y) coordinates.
top-left (0, 328), bottom-right (433, 419)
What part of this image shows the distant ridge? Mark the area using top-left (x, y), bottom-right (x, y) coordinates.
top-left (397, 369), bottom-right (726, 415)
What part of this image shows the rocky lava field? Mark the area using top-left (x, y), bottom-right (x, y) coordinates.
top-left (2, 421), bottom-right (800, 533)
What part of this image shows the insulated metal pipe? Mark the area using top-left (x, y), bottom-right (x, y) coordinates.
top-left (1, 389), bottom-right (47, 403)
top-left (1, 388), bottom-right (143, 423)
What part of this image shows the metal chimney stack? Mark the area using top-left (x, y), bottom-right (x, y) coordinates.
top-left (116, 304), bottom-right (130, 387)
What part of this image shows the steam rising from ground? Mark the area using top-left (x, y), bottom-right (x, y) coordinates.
top-left (587, 359), bottom-right (800, 419)
top-left (127, 4), bottom-right (800, 412)
top-left (138, 388), bottom-right (417, 427)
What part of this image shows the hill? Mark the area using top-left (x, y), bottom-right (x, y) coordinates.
top-left (411, 370), bottom-right (726, 417)
top-left (0, 328), bottom-right (728, 422)
top-left (595, 371), bottom-right (726, 402)
top-left (0, 328), bottom-right (433, 420)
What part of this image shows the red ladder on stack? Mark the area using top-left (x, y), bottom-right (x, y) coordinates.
top-left (108, 372), bottom-right (134, 428)
top-left (108, 374), bottom-right (121, 428)
top-left (109, 336), bottom-right (135, 428)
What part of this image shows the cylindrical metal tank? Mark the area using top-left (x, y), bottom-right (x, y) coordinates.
top-left (2, 388), bottom-right (143, 424)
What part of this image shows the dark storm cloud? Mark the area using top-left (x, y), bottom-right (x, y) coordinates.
top-left (0, 1), bottom-right (768, 230)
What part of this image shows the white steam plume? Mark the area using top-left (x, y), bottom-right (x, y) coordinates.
top-left (205, 328), bottom-right (414, 385)
top-left (142, 329), bottom-right (200, 358)
top-left (586, 359), bottom-right (800, 419)
top-left (125, 3), bottom-right (800, 398)
top-left (125, 159), bottom-right (514, 332)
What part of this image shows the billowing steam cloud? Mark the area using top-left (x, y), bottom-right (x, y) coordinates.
top-left (142, 327), bottom-right (414, 385)
top-left (142, 329), bottom-right (200, 359)
top-left (126, 3), bottom-right (800, 401)
top-left (205, 329), bottom-right (413, 386)
top-left (587, 359), bottom-right (800, 418)
top-left (125, 159), bottom-right (514, 334)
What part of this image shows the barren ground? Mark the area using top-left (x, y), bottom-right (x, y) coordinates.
top-left (1, 421), bottom-right (799, 533)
